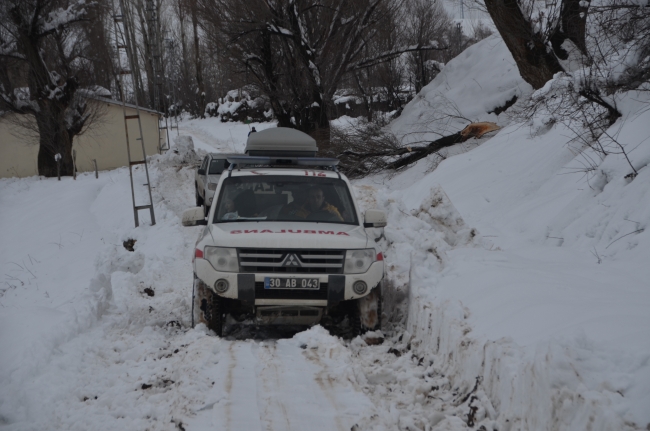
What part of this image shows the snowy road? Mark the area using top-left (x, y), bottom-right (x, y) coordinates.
top-left (0, 122), bottom-right (479, 431)
top-left (189, 337), bottom-right (371, 431)
top-left (3, 105), bottom-right (649, 430)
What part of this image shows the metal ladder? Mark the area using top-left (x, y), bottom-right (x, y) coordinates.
top-left (112, 0), bottom-right (156, 227)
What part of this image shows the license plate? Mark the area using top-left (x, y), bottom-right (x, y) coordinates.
top-left (264, 277), bottom-right (320, 290)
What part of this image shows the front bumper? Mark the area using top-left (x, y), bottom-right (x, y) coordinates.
top-left (194, 258), bottom-right (384, 306)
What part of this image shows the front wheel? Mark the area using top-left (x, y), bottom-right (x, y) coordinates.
top-left (192, 276), bottom-right (225, 336)
top-left (350, 286), bottom-right (382, 337)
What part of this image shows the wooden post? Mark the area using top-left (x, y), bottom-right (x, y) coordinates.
top-left (55, 153), bottom-right (61, 181)
top-left (93, 159), bottom-right (98, 178)
top-left (72, 149), bottom-right (77, 180)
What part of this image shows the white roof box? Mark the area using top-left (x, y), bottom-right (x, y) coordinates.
top-left (245, 127), bottom-right (318, 157)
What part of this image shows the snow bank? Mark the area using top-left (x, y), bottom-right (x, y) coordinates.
top-left (0, 174), bottom-right (114, 401)
top-left (156, 135), bottom-right (200, 167)
top-left (0, 148), bottom-right (200, 427)
top-left (390, 34), bottom-right (533, 144)
top-left (358, 34), bottom-right (650, 430)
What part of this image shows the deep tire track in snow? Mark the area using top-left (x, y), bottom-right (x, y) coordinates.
top-left (0, 149), bottom-right (489, 431)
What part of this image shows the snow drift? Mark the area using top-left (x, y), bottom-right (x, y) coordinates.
top-left (1, 33), bottom-right (648, 431)
top-left (360, 34), bottom-right (650, 430)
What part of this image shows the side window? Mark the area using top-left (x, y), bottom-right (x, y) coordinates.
top-left (201, 157), bottom-right (209, 172)
top-left (333, 183), bottom-right (356, 222)
top-left (209, 159), bottom-right (227, 175)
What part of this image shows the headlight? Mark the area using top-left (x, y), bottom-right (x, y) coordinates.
top-left (344, 249), bottom-right (375, 274)
top-left (204, 247), bottom-right (238, 272)
top-left (207, 183), bottom-right (218, 190)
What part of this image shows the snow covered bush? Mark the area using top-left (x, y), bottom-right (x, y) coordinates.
top-left (507, 1), bottom-right (649, 184)
top-left (204, 88), bottom-right (270, 123)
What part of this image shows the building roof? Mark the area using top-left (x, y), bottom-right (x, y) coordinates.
top-left (93, 97), bottom-right (162, 116)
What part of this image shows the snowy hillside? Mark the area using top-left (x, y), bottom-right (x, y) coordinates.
top-left (361, 35), bottom-right (650, 430)
top-left (390, 35), bottom-right (533, 143)
top-left (1, 35), bottom-right (649, 431)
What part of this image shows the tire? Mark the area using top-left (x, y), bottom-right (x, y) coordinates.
top-left (353, 286), bottom-right (382, 336)
top-left (349, 306), bottom-right (362, 338)
top-left (195, 185), bottom-right (204, 207)
top-left (192, 275), bottom-right (225, 336)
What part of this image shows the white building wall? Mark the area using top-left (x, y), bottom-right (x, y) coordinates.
top-left (0, 100), bottom-right (164, 179)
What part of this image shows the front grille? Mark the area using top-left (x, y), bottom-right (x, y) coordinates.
top-left (238, 248), bottom-right (344, 274)
top-left (255, 282), bottom-right (329, 300)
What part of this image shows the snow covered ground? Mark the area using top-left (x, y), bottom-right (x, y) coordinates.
top-left (360, 36), bottom-right (650, 430)
top-left (1, 35), bottom-right (649, 431)
top-left (0, 121), bottom-right (475, 431)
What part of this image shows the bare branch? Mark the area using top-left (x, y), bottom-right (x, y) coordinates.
top-left (348, 43), bottom-right (447, 71)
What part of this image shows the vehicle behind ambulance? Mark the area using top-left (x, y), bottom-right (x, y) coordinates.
top-left (182, 127), bottom-right (387, 336)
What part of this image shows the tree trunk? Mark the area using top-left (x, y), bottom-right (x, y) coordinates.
top-left (484, 0), bottom-right (565, 89)
top-left (35, 104), bottom-right (75, 177)
top-left (416, 52), bottom-right (426, 93)
top-left (337, 122), bottom-right (500, 177)
top-left (550, 0), bottom-right (589, 60)
top-left (121, 0), bottom-right (147, 105)
top-left (257, 29), bottom-right (292, 128)
top-left (136, 0), bottom-right (155, 108)
top-left (286, 3), bottom-right (330, 143)
top-left (354, 71), bottom-right (373, 122)
top-left (178, 3), bottom-right (190, 89)
top-left (191, 2), bottom-right (205, 118)
top-left (307, 89), bottom-right (331, 150)
top-left (17, 18), bottom-right (76, 177)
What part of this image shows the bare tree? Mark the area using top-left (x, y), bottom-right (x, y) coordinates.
top-left (188, 0), bottom-right (205, 117)
top-left (588, 0), bottom-right (650, 92)
top-left (403, 0), bottom-right (451, 92)
top-left (0, 0), bottom-right (107, 177)
top-left (197, 0), bottom-right (446, 142)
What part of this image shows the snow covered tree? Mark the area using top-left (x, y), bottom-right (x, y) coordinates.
top-left (403, 0), bottom-right (451, 93)
top-left (198, 0), bottom-right (445, 142)
top-left (0, 0), bottom-right (104, 177)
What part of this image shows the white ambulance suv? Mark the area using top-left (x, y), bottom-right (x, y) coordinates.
top-left (182, 127), bottom-right (387, 337)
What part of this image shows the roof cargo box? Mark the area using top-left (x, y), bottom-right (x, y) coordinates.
top-left (245, 127), bottom-right (318, 157)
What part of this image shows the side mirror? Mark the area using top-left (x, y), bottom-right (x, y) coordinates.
top-left (197, 168), bottom-right (206, 175)
top-left (182, 207), bottom-right (208, 226)
top-left (363, 209), bottom-right (387, 228)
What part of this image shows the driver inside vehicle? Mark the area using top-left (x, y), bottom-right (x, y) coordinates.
top-left (294, 186), bottom-right (343, 221)
top-left (220, 198), bottom-right (238, 220)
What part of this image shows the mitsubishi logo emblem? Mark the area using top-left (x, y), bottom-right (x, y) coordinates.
top-left (283, 253), bottom-right (301, 267)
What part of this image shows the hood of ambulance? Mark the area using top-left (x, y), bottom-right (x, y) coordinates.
top-left (205, 221), bottom-right (369, 249)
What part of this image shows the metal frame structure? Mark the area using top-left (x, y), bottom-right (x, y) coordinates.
top-left (226, 156), bottom-right (341, 179)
